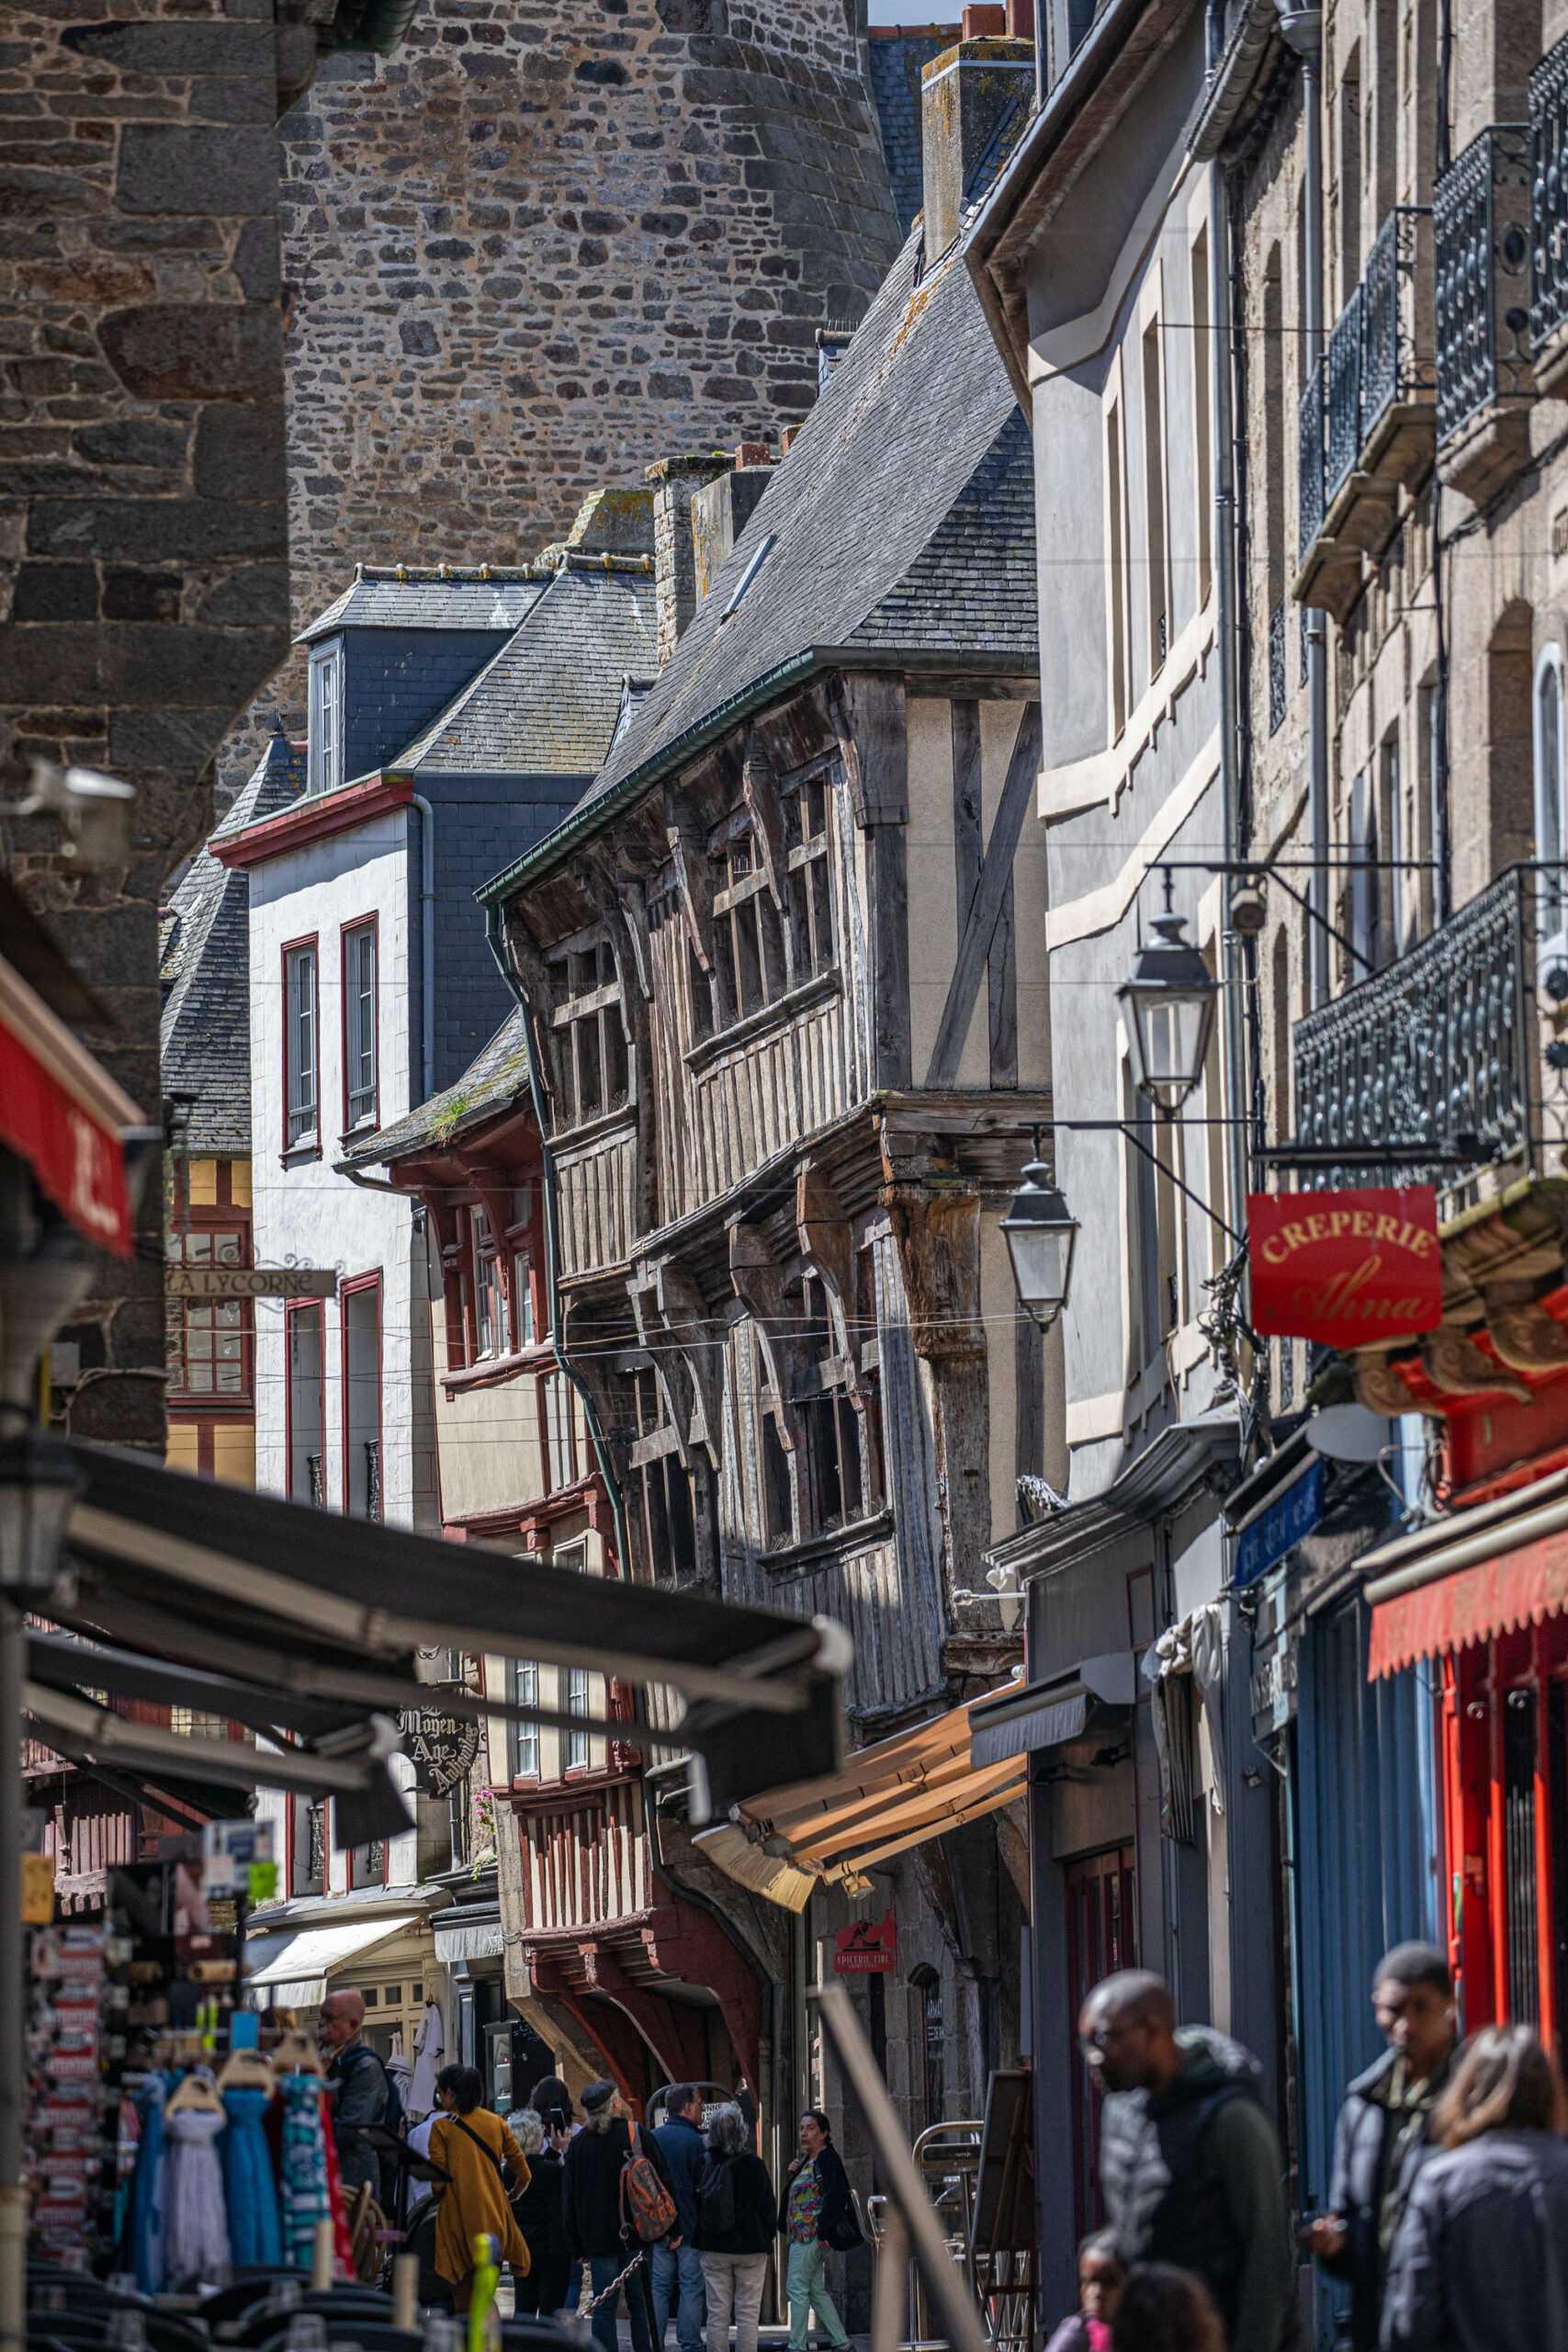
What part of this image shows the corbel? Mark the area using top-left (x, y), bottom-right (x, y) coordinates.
top-left (739, 728), bottom-right (786, 912)
top-left (794, 1159), bottom-right (861, 1393)
top-left (884, 1182), bottom-right (984, 1360)
top-left (627, 1264), bottom-right (699, 1468)
top-left (663, 785), bottom-right (717, 976)
top-left (728, 1220), bottom-right (810, 1453)
top-left (500, 908), bottom-right (565, 1118)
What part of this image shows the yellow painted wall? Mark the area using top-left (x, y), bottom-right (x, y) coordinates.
top-left (212, 1424), bottom-right (255, 1487)
top-left (165, 1422), bottom-right (200, 1474)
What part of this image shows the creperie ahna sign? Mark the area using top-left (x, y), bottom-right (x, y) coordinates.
top-left (1247, 1185), bottom-right (1442, 1349)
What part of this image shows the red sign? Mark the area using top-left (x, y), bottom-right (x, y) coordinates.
top-left (833, 1911), bottom-right (897, 1974)
top-left (0, 959), bottom-right (135, 1257)
top-left (1247, 1186), bottom-right (1441, 1349)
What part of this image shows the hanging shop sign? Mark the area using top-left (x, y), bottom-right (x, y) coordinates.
top-left (833, 1910), bottom-right (897, 1974)
top-left (1234, 1458), bottom-right (1324, 1590)
top-left (0, 952), bottom-right (140, 1256)
top-left (400, 1704), bottom-right (481, 1796)
top-left (1247, 1185), bottom-right (1441, 1349)
top-left (166, 1266), bottom-right (338, 1298)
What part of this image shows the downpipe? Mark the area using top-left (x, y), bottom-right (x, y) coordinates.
top-left (1210, 164), bottom-right (1248, 1239)
top-left (1277, 7), bottom-right (1327, 1001)
top-left (410, 791), bottom-right (436, 1100)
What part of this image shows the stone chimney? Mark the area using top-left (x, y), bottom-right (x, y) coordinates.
top-left (647, 454), bottom-right (733, 667)
top-left (692, 443), bottom-right (777, 607)
top-left (920, 33), bottom-right (1035, 266)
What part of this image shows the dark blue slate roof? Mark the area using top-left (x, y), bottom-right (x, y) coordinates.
top-left (866, 30), bottom-right (959, 236)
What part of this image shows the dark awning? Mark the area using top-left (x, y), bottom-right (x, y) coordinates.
top-left (967, 1653), bottom-right (1137, 1769)
top-left (27, 1629), bottom-right (367, 1744)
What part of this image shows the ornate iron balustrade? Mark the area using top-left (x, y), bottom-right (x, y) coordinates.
top-left (1531, 32), bottom-right (1568, 350)
top-left (1269, 599), bottom-right (1286, 735)
top-left (1325, 281), bottom-right (1363, 507)
top-left (1436, 123), bottom-right (1533, 443)
top-left (1298, 356), bottom-right (1325, 550)
top-left (1361, 206), bottom-right (1436, 432)
top-left (1291, 866), bottom-right (1547, 1190)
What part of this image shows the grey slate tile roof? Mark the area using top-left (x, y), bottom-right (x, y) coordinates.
top-left (866, 30), bottom-right (959, 236)
top-left (299, 571), bottom-right (546, 645)
top-left (392, 566), bottom-right (658, 777)
top-left (160, 729), bottom-right (306, 1158)
top-left (339, 1007), bottom-right (529, 1169)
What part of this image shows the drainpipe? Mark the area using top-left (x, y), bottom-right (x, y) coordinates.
top-left (1210, 170), bottom-right (1248, 1238)
top-left (1278, 6), bottom-right (1327, 1003)
top-left (410, 791), bottom-right (436, 1101)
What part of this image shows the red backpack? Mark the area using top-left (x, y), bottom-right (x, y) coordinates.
top-left (620, 2125), bottom-right (679, 2243)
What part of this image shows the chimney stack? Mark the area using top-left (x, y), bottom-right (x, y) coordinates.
top-left (692, 444), bottom-right (776, 608)
top-left (646, 454), bottom-right (733, 667)
top-left (920, 32), bottom-right (1034, 266)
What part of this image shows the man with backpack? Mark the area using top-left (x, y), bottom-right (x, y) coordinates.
top-left (564, 2078), bottom-right (679, 2352)
top-left (693, 2104), bottom-right (775, 2352)
top-left (320, 1987), bottom-right (394, 2203)
top-left (652, 2086), bottom-right (707, 2352)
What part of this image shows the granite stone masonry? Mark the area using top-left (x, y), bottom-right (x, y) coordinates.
top-left (223, 0), bottom-right (903, 789)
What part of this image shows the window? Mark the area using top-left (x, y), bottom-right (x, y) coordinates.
top-left (549, 938), bottom-right (628, 1127)
top-left (343, 1278), bottom-right (381, 1521)
top-left (631, 1364), bottom-right (697, 1582)
top-left (1190, 228), bottom-right (1213, 610)
top-left (794, 1272), bottom-right (863, 1533)
top-left (1348, 772), bottom-right (1380, 976)
top-left (284, 942), bottom-right (319, 1151)
top-left (1536, 647), bottom-right (1567, 960)
top-left (169, 1707), bottom-right (228, 1741)
top-left (167, 1228), bottom-right (248, 1396)
top-left (543, 1368), bottom-right (579, 1491)
top-left (1382, 729), bottom-right (1416, 962)
top-left (295, 1797), bottom-right (326, 1895)
top-left (1141, 318), bottom-right (1168, 676)
top-left (351, 1838), bottom-right (384, 1890)
top-left (308, 642), bottom-right (344, 797)
top-left (784, 778), bottom-right (834, 980)
top-left (287, 1300), bottom-right (325, 1507)
top-left (512, 1254), bottom-right (536, 1350)
top-left (565, 1665), bottom-right (590, 1771)
top-left (1106, 399), bottom-right (1130, 739)
top-left (511, 1660), bottom-right (539, 1781)
top-left (343, 922), bottom-right (378, 1131)
top-left (473, 1209), bottom-right (507, 1359)
top-left (712, 825), bottom-right (784, 1023)
top-left (854, 1245), bottom-right (886, 1514)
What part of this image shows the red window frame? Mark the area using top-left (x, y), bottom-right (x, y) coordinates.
top-left (340, 1271), bottom-right (383, 1523)
top-left (280, 932), bottom-right (321, 1159)
top-left (284, 1295), bottom-right (327, 1507)
top-left (1066, 1844), bottom-right (1140, 2240)
top-left (339, 912), bottom-right (379, 1138)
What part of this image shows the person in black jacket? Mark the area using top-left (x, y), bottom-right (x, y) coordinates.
top-left (508, 2108), bottom-right (571, 2317)
top-left (692, 2104), bottom-right (775, 2352)
top-left (1304, 1941), bottom-right (1456, 2352)
top-left (777, 2109), bottom-right (852, 2352)
top-left (564, 2078), bottom-right (678, 2352)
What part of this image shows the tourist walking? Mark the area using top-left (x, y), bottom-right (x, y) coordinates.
top-left (1079, 1971), bottom-right (1292, 2352)
top-left (693, 2104), bottom-right (774, 2352)
top-left (426, 2065), bottom-right (531, 2317)
top-left (509, 2107), bottom-right (571, 2316)
top-left (778, 2109), bottom-right (852, 2352)
top-left (319, 1988), bottom-right (392, 2207)
top-left (652, 2084), bottom-right (708, 2352)
top-left (1382, 2025), bottom-right (1568, 2351)
top-left (563, 2077), bottom-right (677, 2352)
top-left (1305, 1942), bottom-right (1457, 2352)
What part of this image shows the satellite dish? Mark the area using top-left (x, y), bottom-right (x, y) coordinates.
top-left (1304, 1404), bottom-right (1391, 1463)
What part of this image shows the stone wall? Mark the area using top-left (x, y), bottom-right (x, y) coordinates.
top-left (223, 0), bottom-right (902, 790)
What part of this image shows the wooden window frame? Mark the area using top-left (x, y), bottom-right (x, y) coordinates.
top-left (307, 639), bottom-right (344, 797)
top-left (547, 932), bottom-right (630, 1131)
top-left (341, 915), bottom-right (378, 1136)
top-left (511, 1660), bottom-right (540, 1782)
top-left (471, 1204), bottom-right (508, 1361)
top-left (711, 824), bottom-right (785, 1025)
top-left (630, 1363), bottom-right (697, 1581)
top-left (340, 1271), bottom-right (383, 1523)
top-left (783, 774), bottom-right (835, 983)
top-left (282, 934), bottom-right (321, 1157)
top-left (167, 1224), bottom-right (252, 1405)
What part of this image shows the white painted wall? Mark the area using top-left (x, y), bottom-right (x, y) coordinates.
top-left (247, 808), bottom-right (438, 1530)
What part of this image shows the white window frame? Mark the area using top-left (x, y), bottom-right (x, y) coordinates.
top-left (285, 943), bottom-right (319, 1151)
top-left (308, 641), bottom-right (344, 797)
top-left (565, 1664), bottom-right (590, 1772)
top-left (511, 1661), bottom-right (539, 1781)
top-left (1535, 644), bottom-right (1567, 968)
top-left (344, 922), bottom-right (378, 1131)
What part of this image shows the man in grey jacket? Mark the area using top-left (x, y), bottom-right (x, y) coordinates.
top-left (321, 1987), bottom-right (391, 2203)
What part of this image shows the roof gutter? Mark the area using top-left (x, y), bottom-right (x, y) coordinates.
top-left (1188, 0), bottom-right (1281, 161)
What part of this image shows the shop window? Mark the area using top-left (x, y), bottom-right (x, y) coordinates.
top-left (1535, 645), bottom-right (1567, 965)
top-left (284, 941), bottom-right (320, 1150)
top-left (549, 937), bottom-right (628, 1128)
top-left (343, 921), bottom-right (378, 1130)
top-left (631, 1365), bottom-right (697, 1582)
top-left (287, 1300), bottom-right (325, 1508)
top-left (343, 1277), bottom-right (381, 1522)
top-left (511, 1660), bottom-right (539, 1781)
top-left (712, 825), bottom-right (784, 1024)
top-left (565, 1665), bottom-right (590, 1772)
top-left (168, 1228), bottom-right (248, 1397)
top-left (783, 778), bottom-right (835, 980)
top-left (307, 641), bottom-right (343, 797)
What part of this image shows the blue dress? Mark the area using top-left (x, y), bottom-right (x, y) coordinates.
top-left (222, 2085), bottom-right (282, 2265)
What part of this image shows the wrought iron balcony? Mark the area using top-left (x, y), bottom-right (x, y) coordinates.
top-left (1436, 124), bottom-right (1534, 501)
top-left (1531, 31), bottom-right (1568, 393)
top-left (1325, 281), bottom-right (1364, 511)
top-left (1288, 866), bottom-right (1568, 1198)
top-left (1268, 599), bottom-right (1286, 736)
top-left (1298, 357), bottom-right (1325, 552)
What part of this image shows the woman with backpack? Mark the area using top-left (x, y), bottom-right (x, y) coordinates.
top-left (777, 2110), bottom-right (854, 2352)
top-left (426, 2065), bottom-right (531, 2315)
top-left (692, 2104), bottom-right (776, 2352)
top-left (563, 2077), bottom-right (680, 2352)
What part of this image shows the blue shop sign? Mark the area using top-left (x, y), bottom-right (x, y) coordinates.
top-left (1234, 1457), bottom-right (1325, 1590)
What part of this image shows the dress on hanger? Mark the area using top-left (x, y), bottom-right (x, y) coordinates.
top-left (221, 2085), bottom-right (282, 2265)
top-left (163, 2107), bottom-right (231, 2286)
top-left (129, 2077), bottom-right (167, 2296)
top-left (408, 1998), bottom-right (444, 2119)
top-left (278, 2070), bottom-right (331, 2269)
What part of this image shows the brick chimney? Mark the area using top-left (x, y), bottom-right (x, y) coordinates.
top-left (920, 34), bottom-right (1034, 266)
top-left (692, 444), bottom-right (776, 607)
top-left (646, 454), bottom-right (733, 667)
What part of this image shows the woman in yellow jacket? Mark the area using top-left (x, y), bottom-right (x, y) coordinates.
top-left (428, 2064), bottom-right (531, 2312)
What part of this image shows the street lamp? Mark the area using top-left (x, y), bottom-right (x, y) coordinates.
top-left (1000, 1148), bottom-right (1077, 1330)
top-left (1119, 869), bottom-right (1220, 1114)
top-left (0, 1418), bottom-right (82, 1598)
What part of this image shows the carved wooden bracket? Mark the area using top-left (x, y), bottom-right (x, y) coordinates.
top-left (664, 785), bottom-right (716, 975)
top-left (629, 1257), bottom-right (725, 1468)
top-left (885, 1184), bottom-right (984, 1358)
top-left (794, 1159), bottom-right (862, 1397)
top-left (500, 908), bottom-right (563, 1118)
top-left (740, 727), bottom-right (786, 911)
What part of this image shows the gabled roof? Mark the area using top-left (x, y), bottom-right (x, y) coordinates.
top-left (298, 570), bottom-right (546, 646)
top-left (392, 565), bottom-right (658, 778)
top-left (161, 730), bottom-right (305, 1156)
top-left (338, 1008), bottom-right (530, 1170)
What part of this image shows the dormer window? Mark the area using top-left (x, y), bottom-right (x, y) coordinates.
top-left (308, 641), bottom-right (344, 797)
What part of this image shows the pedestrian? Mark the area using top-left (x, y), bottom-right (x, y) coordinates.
top-left (319, 1988), bottom-right (392, 2207)
top-left (1079, 1970), bottom-right (1292, 2352)
top-left (652, 2085), bottom-right (708, 2352)
top-left (1304, 1941), bottom-right (1457, 2352)
top-left (1382, 2023), bottom-right (1568, 2352)
top-left (1045, 2232), bottom-right (1128, 2352)
top-left (693, 2103), bottom-right (775, 2352)
top-left (777, 2109), bottom-right (853, 2352)
top-left (426, 2064), bottom-right (531, 2316)
top-left (563, 2076), bottom-right (678, 2352)
top-left (1109, 2266), bottom-right (1226, 2352)
top-left (509, 2107), bottom-right (571, 2317)
top-left (532, 2076), bottom-right (582, 2314)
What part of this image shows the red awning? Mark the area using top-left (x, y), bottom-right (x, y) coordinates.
top-left (1368, 1523), bottom-right (1568, 1677)
top-left (0, 954), bottom-right (141, 1256)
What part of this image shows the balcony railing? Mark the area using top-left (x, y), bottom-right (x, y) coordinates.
top-left (1298, 356), bottom-right (1325, 552)
top-left (1269, 599), bottom-right (1286, 735)
top-left (1436, 124), bottom-right (1533, 445)
top-left (1325, 282), bottom-right (1365, 509)
top-left (1289, 866), bottom-right (1562, 1194)
top-left (1532, 33), bottom-right (1568, 377)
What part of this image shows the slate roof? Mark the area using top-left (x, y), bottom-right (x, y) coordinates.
top-left (160, 729), bottom-right (306, 1157)
top-left (299, 571), bottom-right (546, 645)
top-left (867, 29), bottom-right (959, 235)
top-left (339, 1007), bottom-right (530, 1170)
top-left (392, 564), bottom-right (658, 777)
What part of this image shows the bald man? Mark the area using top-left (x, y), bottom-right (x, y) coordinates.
top-left (321, 1987), bottom-right (392, 2202)
top-left (1078, 1971), bottom-right (1292, 2352)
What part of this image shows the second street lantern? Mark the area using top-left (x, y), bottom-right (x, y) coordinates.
top-left (1119, 877), bottom-right (1219, 1113)
top-left (1000, 1153), bottom-right (1078, 1329)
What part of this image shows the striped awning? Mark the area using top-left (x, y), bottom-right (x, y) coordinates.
top-left (1364, 1470), bottom-right (1568, 1677)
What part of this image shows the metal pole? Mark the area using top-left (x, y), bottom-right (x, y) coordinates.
top-left (0, 1599), bottom-right (26, 2352)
